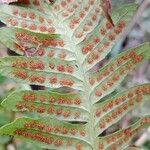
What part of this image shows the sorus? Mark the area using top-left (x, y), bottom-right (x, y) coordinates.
top-left (38, 25), bottom-right (47, 32)
top-left (100, 27), bottom-right (107, 35)
top-left (91, 51), bottom-right (99, 60)
top-left (92, 14), bottom-right (97, 21)
top-left (108, 33), bottom-right (115, 41)
top-left (37, 123), bottom-right (46, 130)
top-left (37, 105), bottom-right (45, 113)
top-left (79, 10), bottom-right (85, 18)
top-left (95, 109), bottom-right (101, 117)
top-left (61, 0), bottom-right (67, 7)
top-left (47, 27), bottom-right (56, 33)
top-left (70, 128), bottom-right (77, 135)
top-left (49, 96), bottom-right (56, 103)
top-left (74, 111), bottom-right (80, 118)
top-left (76, 143), bottom-right (82, 150)
top-left (36, 75), bottom-right (45, 84)
top-left (57, 64), bottom-right (65, 72)
top-left (39, 95), bottom-right (46, 102)
top-left (99, 120), bottom-right (106, 129)
top-left (21, 21), bottom-right (28, 28)
top-left (114, 27), bottom-right (122, 34)
top-left (63, 110), bottom-right (71, 118)
top-left (66, 65), bottom-right (74, 73)
top-left (87, 57), bottom-right (94, 64)
top-left (22, 92), bottom-right (37, 101)
top-left (58, 52), bottom-right (66, 59)
top-left (10, 19), bottom-right (18, 26)
top-left (75, 30), bottom-right (83, 38)
top-left (61, 127), bottom-right (68, 134)
top-left (47, 107), bottom-right (55, 114)
top-left (118, 20), bottom-right (126, 29)
top-left (95, 89), bottom-right (102, 97)
top-left (106, 22), bottom-right (113, 29)
top-left (56, 107), bottom-right (63, 115)
top-left (13, 70), bottom-right (28, 79)
top-left (48, 50), bottom-right (55, 57)
top-left (74, 98), bottom-right (81, 105)
top-left (28, 23), bottom-right (37, 30)
top-left (49, 75), bottom-right (57, 84)
top-left (28, 12), bottom-right (36, 19)
top-left (55, 139), bottom-right (62, 146)
top-left (36, 49), bottom-right (45, 56)
top-left (46, 125), bottom-right (53, 132)
top-left (93, 36), bottom-right (100, 43)
top-left (39, 16), bottom-right (45, 23)
top-left (20, 11), bottom-right (27, 18)
top-left (16, 103), bottom-right (24, 109)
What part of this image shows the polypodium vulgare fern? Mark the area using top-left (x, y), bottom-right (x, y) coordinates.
top-left (0, 0), bottom-right (150, 150)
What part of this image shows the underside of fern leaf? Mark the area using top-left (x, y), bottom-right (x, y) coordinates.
top-left (0, 0), bottom-right (150, 150)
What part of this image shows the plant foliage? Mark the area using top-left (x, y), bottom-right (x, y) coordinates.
top-left (0, 0), bottom-right (150, 150)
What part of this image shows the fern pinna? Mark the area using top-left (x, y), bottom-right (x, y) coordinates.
top-left (0, 0), bottom-right (150, 150)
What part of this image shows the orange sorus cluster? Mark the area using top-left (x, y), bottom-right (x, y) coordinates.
top-left (49, 75), bottom-right (75, 86)
top-left (11, 59), bottom-right (74, 73)
top-left (98, 95), bottom-right (144, 129)
top-left (47, 50), bottom-right (67, 59)
top-left (68, 0), bottom-right (98, 28)
top-left (14, 129), bottom-right (61, 146)
top-left (6, 8), bottom-right (55, 33)
top-left (98, 127), bottom-right (140, 150)
top-left (52, 0), bottom-right (73, 12)
top-left (6, 17), bottom-right (55, 33)
top-left (15, 32), bottom-right (64, 47)
top-left (86, 23), bottom-right (126, 64)
top-left (35, 48), bottom-right (45, 56)
top-left (12, 70), bottom-right (75, 86)
top-left (49, 63), bottom-right (74, 73)
top-left (82, 20), bottom-right (126, 56)
top-left (140, 116), bottom-right (150, 125)
top-left (13, 70), bottom-right (29, 79)
top-left (22, 92), bottom-right (81, 105)
top-left (29, 75), bottom-right (46, 83)
top-left (95, 85), bottom-right (150, 118)
top-left (73, 3), bottom-right (101, 38)
top-left (89, 49), bottom-right (144, 87)
top-left (36, 49), bottom-right (67, 59)
top-left (60, 1), bottom-right (80, 18)
top-left (59, 78), bottom-right (75, 86)
top-left (14, 129), bottom-right (55, 144)
top-left (13, 44), bottom-right (67, 58)
top-left (23, 120), bottom-right (86, 137)
top-left (105, 128), bottom-right (133, 144)
top-left (49, 75), bottom-right (74, 86)
top-left (16, 103), bottom-right (81, 119)
top-left (12, 60), bottom-right (45, 70)
top-left (89, 53), bottom-right (144, 97)
top-left (14, 129), bottom-right (83, 149)
top-left (106, 128), bottom-right (141, 150)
